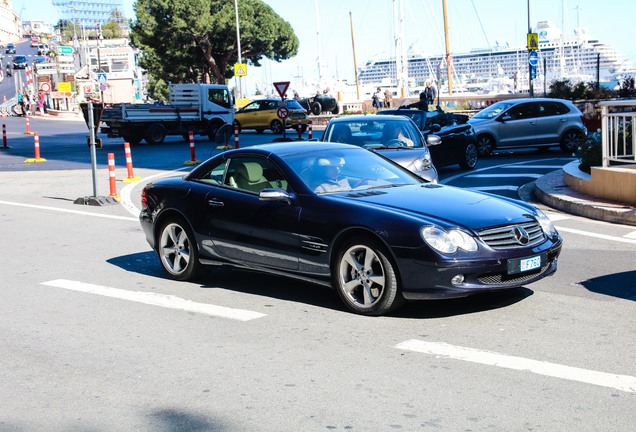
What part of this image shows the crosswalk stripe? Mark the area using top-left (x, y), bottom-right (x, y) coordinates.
top-left (41, 279), bottom-right (266, 321)
top-left (395, 340), bottom-right (636, 393)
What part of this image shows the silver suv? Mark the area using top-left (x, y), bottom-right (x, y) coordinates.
top-left (468, 98), bottom-right (587, 155)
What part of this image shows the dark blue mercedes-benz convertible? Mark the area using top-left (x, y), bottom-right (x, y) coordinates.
top-left (140, 142), bottom-right (562, 316)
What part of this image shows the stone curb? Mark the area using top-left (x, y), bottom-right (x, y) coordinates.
top-left (534, 169), bottom-right (636, 227)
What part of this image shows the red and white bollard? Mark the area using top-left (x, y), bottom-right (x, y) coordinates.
top-left (122, 142), bottom-right (140, 183)
top-left (308, 120), bottom-right (313, 140)
top-left (184, 131), bottom-right (201, 165)
top-left (24, 131), bottom-right (46, 163)
top-left (34, 132), bottom-right (41, 159)
top-left (234, 124), bottom-right (240, 148)
top-left (108, 152), bottom-right (118, 198)
top-left (297, 119), bottom-right (302, 139)
top-left (2, 124), bottom-right (7, 148)
top-left (24, 114), bottom-right (33, 135)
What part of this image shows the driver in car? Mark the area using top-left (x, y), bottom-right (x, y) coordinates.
top-left (312, 156), bottom-right (352, 193)
top-left (383, 122), bottom-right (415, 147)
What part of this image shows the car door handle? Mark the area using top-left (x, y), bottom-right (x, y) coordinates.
top-left (208, 199), bottom-right (224, 207)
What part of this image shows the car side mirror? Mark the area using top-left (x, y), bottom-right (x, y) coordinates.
top-left (426, 134), bottom-right (442, 146)
top-left (259, 188), bottom-right (293, 205)
top-left (499, 115), bottom-right (512, 122)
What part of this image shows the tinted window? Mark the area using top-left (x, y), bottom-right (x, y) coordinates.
top-left (538, 101), bottom-right (570, 117)
top-left (505, 102), bottom-right (536, 120)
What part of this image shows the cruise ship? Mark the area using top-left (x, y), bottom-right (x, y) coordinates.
top-left (357, 21), bottom-right (635, 93)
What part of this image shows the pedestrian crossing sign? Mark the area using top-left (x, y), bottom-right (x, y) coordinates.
top-left (234, 63), bottom-right (247, 77)
top-left (527, 32), bottom-right (538, 51)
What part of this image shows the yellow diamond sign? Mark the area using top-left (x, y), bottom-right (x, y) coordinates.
top-left (234, 63), bottom-right (247, 77)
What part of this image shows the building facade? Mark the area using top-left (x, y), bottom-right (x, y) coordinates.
top-left (0, 0), bottom-right (21, 45)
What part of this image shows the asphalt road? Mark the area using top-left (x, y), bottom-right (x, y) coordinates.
top-left (1, 118), bottom-right (635, 431)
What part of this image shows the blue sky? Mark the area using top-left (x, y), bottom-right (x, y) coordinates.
top-left (19, 0), bottom-right (636, 94)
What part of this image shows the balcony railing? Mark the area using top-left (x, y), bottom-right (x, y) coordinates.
top-left (600, 99), bottom-right (636, 167)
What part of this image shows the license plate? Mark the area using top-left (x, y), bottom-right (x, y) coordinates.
top-left (507, 254), bottom-right (544, 274)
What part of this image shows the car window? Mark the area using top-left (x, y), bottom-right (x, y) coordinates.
top-left (281, 148), bottom-right (422, 194)
top-left (208, 88), bottom-right (232, 109)
top-left (225, 157), bottom-right (289, 193)
top-left (325, 119), bottom-right (424, 148)
top-left (286, 99), bottom-right (305, 110)
top-left (505, 102), bottom-right (537, 120)
top-left (471, 102), bottom-right (515, 119)
top-left (241, 102), bottom-right (260, 112)
top-left (537, 101), bottom-right (570, 117)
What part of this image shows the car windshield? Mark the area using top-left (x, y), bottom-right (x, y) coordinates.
top-left (323, 118), bottom-right (424, 149)
top-left (286, 99), bottom-right (305, 110)
top-left (471, 102), bottom-right (516, 119)
top-left (282, 147), bottom-right (423, 194)
top-left (14, 56), bottom-right (26, 62)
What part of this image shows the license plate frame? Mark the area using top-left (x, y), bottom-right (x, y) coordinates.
top-left (507, 253), bottom-right (546, 275)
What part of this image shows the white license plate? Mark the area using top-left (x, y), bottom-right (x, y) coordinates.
top-left (520, 255), bottom-right (541, 272)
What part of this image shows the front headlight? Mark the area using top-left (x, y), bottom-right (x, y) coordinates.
top-left (535, 209), bottom-right (558, 237)
top-left (413, 153), bottom-right (434, 172)
top-left (421, 226), bottom-right (478, 254)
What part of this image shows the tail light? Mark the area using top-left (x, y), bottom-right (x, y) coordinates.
top-left (140, 187), bottom-right (148, 209)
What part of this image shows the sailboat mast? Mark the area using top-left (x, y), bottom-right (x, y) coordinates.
top-left (315, 0), bottom-right (323, 87)
top-left (393, 0), bottom-right (407, 97)
top-left (442, 0), bottom-right (453, 95)
top-left (350, 11), bottom-right (360, 100)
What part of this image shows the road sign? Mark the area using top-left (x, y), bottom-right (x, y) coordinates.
top-left (39, 82), bottom-right (51, 92)
top-left (273, 81), bottom-right (290, 99)
top-left (97, 73), bottom-right (108, 84)
top-left (99, 84), bottom-right (107, 92)
top-left (234, 63), bottom-right (247, 76)
top-left (528, 51), bottom-right (539, 66)
top-left (57, 45), bottom-right (74, 55)
top-left (527, 32), bottom-right (539, 51)
top-left (277, 106), bottom-right (289, 119)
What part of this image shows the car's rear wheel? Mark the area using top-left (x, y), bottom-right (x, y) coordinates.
top-left (560, 130), bottom-right (583, 152)
top-left (476, 134), bottom-right (494, 156)
top-left (460, 142), bottom-right (479, 170)
top-left (311, 102), bottom-right (322, 116)
top-left (145, 123), bottom-right (167, 145)
top-left (333, 237), bottom-right (404, 316)
top-left (157, 218), bottom-right (202, 281)
top-left (270, 119), bottom-right (284, 134)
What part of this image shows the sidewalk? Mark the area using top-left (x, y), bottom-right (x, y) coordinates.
top-left (531, 169), bottom-right (636, 227)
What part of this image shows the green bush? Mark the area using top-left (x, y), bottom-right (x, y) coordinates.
top-left (575, 131), bottom-right (602, 173)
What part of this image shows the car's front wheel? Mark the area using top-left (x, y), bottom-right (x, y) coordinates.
top-left (270, 119), bottom-right (284, 134)
top-left (560, 130), bottom-right (583, 152)
top-left (460, 142), bottom-right (479, 170)
top-left (333, 237), bottom-right (404, 316)
top-left (476, 134), bottom-right (495, 156)
top-left (157, 218), bottom-right (203, 281)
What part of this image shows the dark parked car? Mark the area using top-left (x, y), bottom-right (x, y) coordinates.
top-left (380, 107), bottom-right (478, 170)
top-left (321, 114), bottom-right (439, 183)
top-left (12, 55), bottom-right (27, 69)
top-left (140, 142), bottom-right (562, 316)
top-left (297, 93), bottom-right (340, 115)
top-left (468, 97), bottom-right (587, 155)
top-left (5, 43), bottom-right (16, 54)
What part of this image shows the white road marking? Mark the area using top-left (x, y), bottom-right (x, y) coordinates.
top-left (545, 212), bottom-right (570, 222)
top-left (0, 200), bottom-right (138, 221)
top-left (626, 231), bottom-right (636, 239)
top-left (506, 165), bottom-right (565, 169)
top-left (555, 226), bottom-right (636, 244)
top-left (466, 173), bottom-right (543, 178)
top-left (395, 340), bottom-right (636, 393)
top-left (467, 185), bottom-right (519, 191)
top-left (42, 279), bottom-right (266, 321)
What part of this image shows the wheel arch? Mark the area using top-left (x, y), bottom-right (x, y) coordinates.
top-left (328, 227), bottom-right (403, 285)
top-left (152, 208), bottom-right (196, 250)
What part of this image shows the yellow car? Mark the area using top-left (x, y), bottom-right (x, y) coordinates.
top-left (234, 98), bottom-right (308, 134)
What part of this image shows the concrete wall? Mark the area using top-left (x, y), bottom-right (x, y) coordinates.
top-left (564, 163), bottom-right (636, 205)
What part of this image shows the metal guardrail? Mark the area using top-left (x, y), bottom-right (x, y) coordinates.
top-left (600, 100), bottom-right (636, 167)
